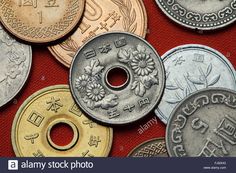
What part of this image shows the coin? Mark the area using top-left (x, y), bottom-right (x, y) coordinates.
top-left (128, 138), bottom-right (168, 157)
top-left (166, 88), bottom-right (236, 157)
top-left (48, 0), bottom-right (147, 67)
top-left (155, 0), bottom-right (236, 30)
top-left (0, 25), bottom-right (32, 107)
top-left (155, 44), bottom-right (236, 124)
top-left (0, 0), bottom-right (85, 43)
top-left (11, 85), bottom-right (113, 157)
top-left (70, 32), bottom-right (165, 125)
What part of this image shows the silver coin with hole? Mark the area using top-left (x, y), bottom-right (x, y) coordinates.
top-left (155, 44), bottom-right (236, 124)
top-left (155, 0), bottom-right (236, 30)
top-left (166, 88), bottom-right (236, 157)
top-left (70, 32), bottom-right (165, 125)
top-left (0, 25), bottom-right (32, 107)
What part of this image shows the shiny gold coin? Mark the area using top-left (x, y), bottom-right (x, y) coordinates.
top-left (48, 0), bottom-right (148, 67)
top-left (128, 138), bottom-right (168, 157)
top-left (11, 85), bottom-right (113, 157)
top-left (0, 0), bottom-right (85, 43)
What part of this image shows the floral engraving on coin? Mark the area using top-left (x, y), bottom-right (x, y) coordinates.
top-left (112, 0), bottom-right (137, 33)
top-left (165, 63), bottom-right (221, 104)
top-left (118, 45), bottom-right (159, 97)
top-left (75, 60), bottom-right (118, 110)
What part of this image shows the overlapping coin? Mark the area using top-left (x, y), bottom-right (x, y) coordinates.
top-left (128, 138), bottom-right (168, 157)
top-left (155, 44), bottom-right (236, 124)
top-left (11, 85), bottom-right (113, 157)
top-left (70, 32), bottom-right (165, 125)
top-left (48, 0), bottom-right (147, 67)
top-left (166, 88), bottom-right (236, 157)
top-left (0, 0), bottom-right (85, 43)
top-left (0, 25), bottom-right (32, 107)
top-left (155, 0), bottom-right (236, 30)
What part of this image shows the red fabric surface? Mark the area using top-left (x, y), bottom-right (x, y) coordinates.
top-left (0, 0), bottom-right (235, 157)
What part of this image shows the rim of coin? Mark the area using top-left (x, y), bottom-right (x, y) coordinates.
top-left (11, 85), bottom-right (113, 157)
top-left (0, 25), bottom-right (32, 108)
top-left (166, 87), bottom-right (236, 157)
top-left (48, 0), bottom-right (148, 68)
top-left (0, 0), bottom-right (85, 43)
top-left (155, 44), bottom-right (236, 124)
top-left (128, 137), bottom-right (168, 157)
top-left (155, 0), bottom-right (236, 30)
top-left (69, 31), bottom-right (165, 125)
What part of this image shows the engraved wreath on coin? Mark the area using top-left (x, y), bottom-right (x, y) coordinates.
top-left (59, 0), bottom-right (138, 57)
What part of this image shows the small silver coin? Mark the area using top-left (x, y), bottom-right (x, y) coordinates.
top-left (70, 32), bottom-right (165, 125)
top-left (0, 25), bottom-right (32, 107)
top-left (166, 88), bottom-right (236, 157)
top-left (128, 138), bottom-right (168, 157)
top-left (155, 0), bottom-right (236, 30)
top-left (155, 44), bottom-right (236, 124)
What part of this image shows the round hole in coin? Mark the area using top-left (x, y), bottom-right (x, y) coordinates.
top-left (105, 66), bottom-right (130, 90)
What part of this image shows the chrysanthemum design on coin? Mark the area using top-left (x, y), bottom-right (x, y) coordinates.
top-left (128, 138), bottom-right (168, 157)
top-left (0, 0), bottom-right (85, 43)
top-left (48, 0), bottom-right (147, 67)
top-left (155, 45), bottom-right (236, 124)
top-left (11, 85), bottom-right (113, 157)
top-left (155, 0), bottom-right (236, 30)
top-left (166, 88), bottom-right (236, 157)
top-left (0, 25), bottom-right (32, 107)
top-left (70, 32), bottom-right (165, 125)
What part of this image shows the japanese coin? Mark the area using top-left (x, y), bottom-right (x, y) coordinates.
top-left (128, 138), bottom-right (168, 157)
top-left (0, 0), bottom-right (85, 43)
top-left (155, 0), bottom-right (236, 30)
top-left (70, 32), bottom-right (165, 125)
top-left (0, 25), bottom-right (32, 107)
top-left (48, 0), bottom-right (147, 67)
top-left (11, 85), bottom-right (113, 157)
top-left (155, 44), bottom-right (236, 124)
top-left (166, 88), bottom-right (236, 157)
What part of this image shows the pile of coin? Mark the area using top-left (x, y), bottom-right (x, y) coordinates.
top-left (0, 0), bottom-right (235, 157)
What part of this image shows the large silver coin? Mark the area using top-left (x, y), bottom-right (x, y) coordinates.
top-left (70, 32), bottom-right (165, 125)
top-left (166, 88), bottom-right (236, 157)
top-left (0, 25), bottom-right (32, 107)
top-left (128, 138), bottom-right (168, 157)
top-left (155, 0), bottom-right (236, 30)
top-left (155, 44), bottom-right (236, 124)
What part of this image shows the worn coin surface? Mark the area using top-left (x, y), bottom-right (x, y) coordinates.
top-left (166, 88), bottom-right (236, 157)
top-left (0, 25), bottom-right (32, 107)
top-left (155, 0), bottom-right (236, 30)
top-left (48, 0), bottom-right (147, 67)
top-left (0, 0), bottom-right (85, 43)
top-left (70, 32), bottom-right (165, 125)
top-left (128, 138), bottom-right (168, 157)
top-left (155, 44), bottom-right (236, 124)
top-left (12, 85), bottom-right (113, 157)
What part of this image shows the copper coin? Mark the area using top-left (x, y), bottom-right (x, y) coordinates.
top-left (128, 138), bottom-right (168, 157)
top-left (48, 0), bottom-right (148, 67)
top-left (0, 0), bottom-right (85, 43)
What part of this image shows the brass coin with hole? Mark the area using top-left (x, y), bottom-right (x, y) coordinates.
top-left (11, 85), bottom-right (113, 157)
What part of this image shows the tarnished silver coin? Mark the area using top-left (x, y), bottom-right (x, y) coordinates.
top-left (0, 25), bottom-right (32, 107)
top-left (155, 44), bottom-right (236, 124)
top-left (166, 88), bottom-right (236, 157)
top-left (128, 138), bottom-right (168, 157)
top-left (155, 0), bottom-right (236, 30)
top-left (70, 32), bottom-right (165, 125)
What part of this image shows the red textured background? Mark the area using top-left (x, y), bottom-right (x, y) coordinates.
top-left (0, 0), bottom-right (235, 157)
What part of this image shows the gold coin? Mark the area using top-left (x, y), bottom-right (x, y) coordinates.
top-left (48, 0), bottom-right (148, 67)
top-left (0, 0), bottom-right (85, 43)
top-left (11, 85), bottom-right (113, 157)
